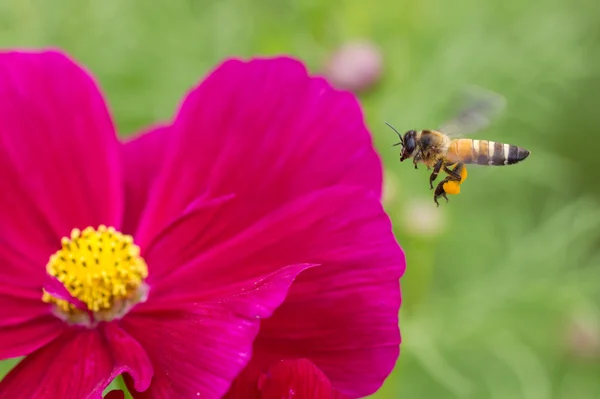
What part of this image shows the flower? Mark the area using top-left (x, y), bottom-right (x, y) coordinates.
top-left (0, 49), bottom-right (404, 398)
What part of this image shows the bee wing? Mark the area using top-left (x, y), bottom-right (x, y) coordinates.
top-left (438, 85), bottom-right (507, 137)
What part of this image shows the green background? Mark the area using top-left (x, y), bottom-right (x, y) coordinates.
top-left (1, 0), bottom-right (600, 398)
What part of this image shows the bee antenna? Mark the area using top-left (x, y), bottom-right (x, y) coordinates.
top-left (385, 121), bottom-right (404, 147)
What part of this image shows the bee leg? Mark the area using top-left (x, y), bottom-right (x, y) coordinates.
top-left (433, 163), bottom-right (467, 206)
top-left (433, 181), bottom-right (450, 206)
top-left (443, 165), bottom-right (463, 181)
top-left (432, 163), bottom-right (465, 206)
top-left (413, 151), bottom-right (426, 170)
top-left (429, 159), bottom-right (445, 190)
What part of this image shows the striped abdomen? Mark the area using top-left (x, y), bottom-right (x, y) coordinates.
top-left (447, 139), bottom-right (530, 166)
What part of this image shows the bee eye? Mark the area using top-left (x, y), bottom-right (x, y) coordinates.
top-left (404, 131), bottom-right (417, 154)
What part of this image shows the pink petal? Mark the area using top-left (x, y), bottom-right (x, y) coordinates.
top-left (138, 193), bottom-right (236, 283)
top-left (121, 124), bottom-right (170, 236)
top-left (135, 56), bottom-right (382, 247)
top-left (0, 291), bottom-right (50, 327)
top-left (258, 359), bottom-right (348, 399)
top-left (120, 263), bottom-right (313, 399)
top-left (224, 190), bottom-right (405, 398)
top-left (0, 49), bottom-right (122, 287)
top-left (141, 186), bottom-right (389, 307)
top-left (99, 322), bottom-right (154, 394)
top-left (0, 283), bottom-right (65, 359)
top-left (0, 316), bottom-right (64, 359)
top-left (0, 328), bottom-right (115, 398)
top-left (247, 280), bottom-right (401, 398)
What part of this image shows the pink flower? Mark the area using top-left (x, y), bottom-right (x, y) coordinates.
top-left (0, 49), bottom-right (405, 399)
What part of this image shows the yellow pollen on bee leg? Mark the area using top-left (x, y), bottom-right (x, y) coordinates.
top-left (443, 166), bottom-right (468, 195)
top-left (42, 226), bottom-right (148, 323)
top-left (459, 165), bottom-right (468, 182)
top-left (443, 181), bottom-right (461, 195)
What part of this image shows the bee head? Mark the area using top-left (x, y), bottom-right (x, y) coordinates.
top-left (385, 122), bottom-right (419, 162)
top-left (399, 130), bottom-right (418, 161)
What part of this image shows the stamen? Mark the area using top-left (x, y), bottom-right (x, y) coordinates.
top-left (42, 226), bottom-right (149, 324)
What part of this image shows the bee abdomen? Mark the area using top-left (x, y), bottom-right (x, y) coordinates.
top-left (470, 140), bottom-right (530, 166)
top-left (449, 139), bottom-right (530, 165)
top-left (506, 144), bottom-right (530, 165)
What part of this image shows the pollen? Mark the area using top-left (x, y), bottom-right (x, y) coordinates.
top-left (42, 226), bottom-right (148, 322)
top-left (443, 181), bottom-right (461, 195)
top-left (443, 165), bottom-right (468, 195)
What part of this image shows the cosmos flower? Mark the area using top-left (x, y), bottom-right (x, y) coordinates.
top-left (0, 50), bottom-right (405, 399)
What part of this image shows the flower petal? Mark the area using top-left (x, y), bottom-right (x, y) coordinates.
top-left (0, 329), bottom-right (114, 399)
top-left (224, 190), bottom-right (405, 398)
top-left (121, 263), bottom-right (313, 399)
top-left (0, 316), bottom-right (64, 359)
top-left (137, 184), bottom-right (403, 398)
top-left (135, 56), bottom-right (382, 246)
top-left (0, 289), bottom-right (50, 327)
top-left (0, 49), bottom-right (122, 286)
top-left (141, 186), bottom-right (392, 306)
top-left (244, 280), bottom-right (401, 398)
top-left (100, 322), bottom-right (154, 394)
top-left (121, 124), bottom-right (170, 236)
top-left (258, 359), bottom-right (348, 399)
top-left (0, 280), bottom-right (65, 359)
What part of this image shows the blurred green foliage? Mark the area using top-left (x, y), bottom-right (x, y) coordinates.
top-left (1, 0), bottom-right (600, 398)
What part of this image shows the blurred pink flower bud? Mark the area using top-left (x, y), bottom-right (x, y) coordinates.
top-left (566, 314), bottom-right (600, 361)
top-left (323, 40), bottom-right (383, 93)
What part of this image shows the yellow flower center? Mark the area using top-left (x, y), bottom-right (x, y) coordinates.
top-left (42, 225), bottom-right (149, 325)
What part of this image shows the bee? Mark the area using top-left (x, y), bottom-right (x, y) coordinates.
top-left (386, 86), bottom-right (530, 206)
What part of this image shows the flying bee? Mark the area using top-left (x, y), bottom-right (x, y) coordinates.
top-left (387, 86), bottom-right (530, 206)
